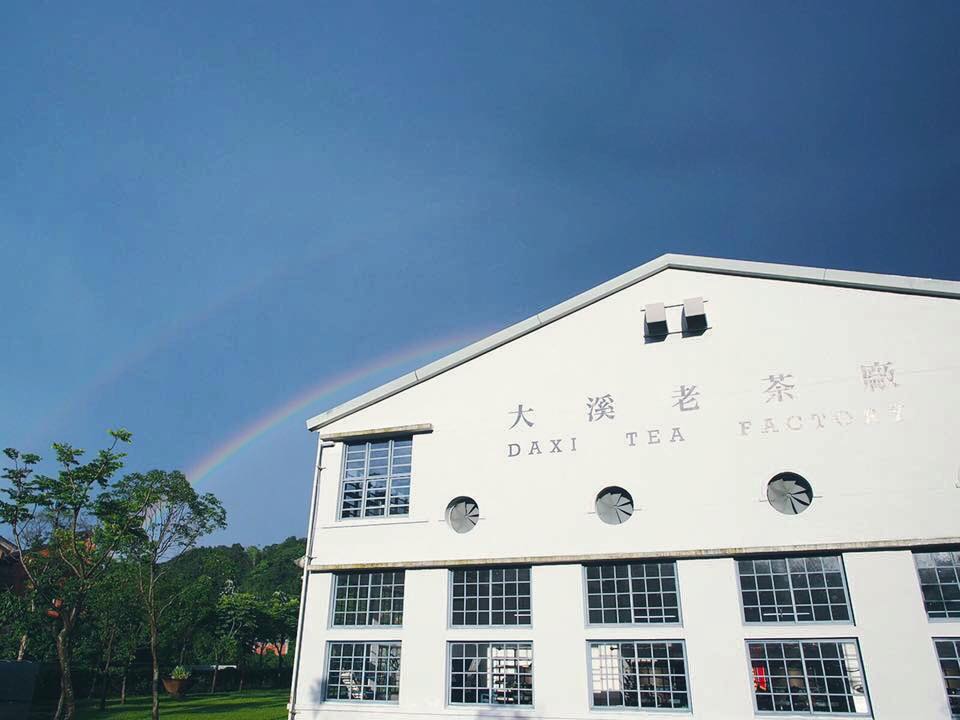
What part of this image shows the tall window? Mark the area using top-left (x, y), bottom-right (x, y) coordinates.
top-left (450, 567), bottom-right (531, 626)
top-left (339, 437), bottom-right (412, 519)
top-left (935, 638), bottom-right (960, 718)
top-left (589, 641), bottom-right (690, 710)
top-left (325, 642), bottom-right (401, 702)
top-left (747, 640), bottom-right (869, 714)
top-left (448, 642), bottom-right (533, 706)
top-left (737, 556), bottom-right (852, 623)
top-left (584, 562), bottom-right (680, 624)
top-left (331, 571), bottom-right (404, 626)
top-left (915, 550), bottom-right (960, 619)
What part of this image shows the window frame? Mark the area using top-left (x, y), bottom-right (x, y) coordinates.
top-left (582, 561), bottom-right (683, 627)
top-left (585, 639), bottom-right (692, 713)
top-left (336, 436), bottom-right (413, 521)
top-left (323, 640), bottom-right (402, 705)
top-left (328, 570), bottom-right (405, 628)
top-left (446, 640), bottom-right (535, 708)
top-left (447, 566), bottom-right (533, 628)
top-left (913, 549), bottom-right (960, 621)
top-left (744, 638), bottom-right (871, 716)
top-left (735, 554), bottom-right (855, 625)
top-left (934, 637), bottom-right (960, 719)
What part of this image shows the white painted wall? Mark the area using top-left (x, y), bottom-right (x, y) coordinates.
top-left (292, 553), bottom-right (960, 719)
top-left (290, 268), bottom-right (960, 719)
top-left (305, 270), bottom-right (960, 567)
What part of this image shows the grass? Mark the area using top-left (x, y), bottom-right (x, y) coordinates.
top-left (66, 690), bottom-right (289, 720)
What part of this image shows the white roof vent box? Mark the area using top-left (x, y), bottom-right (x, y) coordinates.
top-left (643, 302), bottom-right (668, 342)
top-left (643, 298), bottom-right (709, 342)
top-left (682, 296), bottom-right (708, 335)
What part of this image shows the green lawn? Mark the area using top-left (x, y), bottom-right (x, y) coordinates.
top-left (69, 690), bottom-right (289, 720)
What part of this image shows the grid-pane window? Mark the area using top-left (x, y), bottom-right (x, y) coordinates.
top-left (339, 438), bottom-right (412, 518)
top-left (585, 562), bottom-right (680, 624)
top-left (451, 567), bottom-right (531, 626)
top-left (936, 639), bottom-right (960, 718)
top-left (738, 556), bottom-right (851, 623)
top-left (748, 640), bottom-right (869, 714)
top-left (325, 642), bottom-right (401, 702)
top-left (915, 551), bottom-right (960, 619)
top-left (332, 571), bottom-right (404, 626)
top-left (448, 642), bottom-right (533, 706)
top-left (589, 641), bottom-right (690, 710)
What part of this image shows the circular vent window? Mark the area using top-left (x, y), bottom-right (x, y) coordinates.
top-left (596, 486), bottom-right (634, 525)
top-left (766, 472), bottom-right (813, 515)
top-left (446, 497), bottom-right (479, 534)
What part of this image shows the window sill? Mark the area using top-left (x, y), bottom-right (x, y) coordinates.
top-left (753, 713), bottom-right (870, 719)
top-left (321, 518), bottom-right (429, 529)
top-left (742, 620), bottom-right (855, 626)
top-left (447, 704), bottom-right (535, 711)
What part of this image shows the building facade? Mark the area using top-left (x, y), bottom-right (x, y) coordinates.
top-left (288, 255), bottom-right (960, 719)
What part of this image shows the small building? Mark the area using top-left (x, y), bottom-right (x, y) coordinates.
top-left (288, 255), bottom-right (960, 719)
top-left (0, 536), bottom-right (26, 595)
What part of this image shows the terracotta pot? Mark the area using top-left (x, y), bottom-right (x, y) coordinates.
top-left (162, 676), bottom-right (193, 699)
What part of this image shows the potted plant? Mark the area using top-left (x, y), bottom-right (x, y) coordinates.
top-left (162, 666), bottom-right (193, 699)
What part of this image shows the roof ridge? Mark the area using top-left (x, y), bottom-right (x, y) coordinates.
top-left (306, 254), bottom-right (960, 431)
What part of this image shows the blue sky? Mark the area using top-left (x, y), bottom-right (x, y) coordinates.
top-left (1, 1), bottom-right (958, 546)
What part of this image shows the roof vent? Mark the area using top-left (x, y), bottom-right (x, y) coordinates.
top-left (644, 302), bottom-right (668, 339)
top-left (682, 297), bottom-right (707, 334)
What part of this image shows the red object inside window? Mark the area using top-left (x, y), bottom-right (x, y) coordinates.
top-left (752, 664), bottom-right (768, 691)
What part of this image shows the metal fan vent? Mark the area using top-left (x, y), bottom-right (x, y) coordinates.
top-left (766, 472), bottom-right (813, 515)
top-left (595, 486), bottom-right (634, 525)
top-left (446, 496), bottom-right (479, 534)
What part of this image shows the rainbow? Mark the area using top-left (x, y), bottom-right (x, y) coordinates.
top-left (29, 256), bottom-right (311, 448)
top-left (185, 327), bottom-right (493, 486)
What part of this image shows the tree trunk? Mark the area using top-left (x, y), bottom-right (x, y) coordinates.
top-left (55, 620), bottom-right (76, 720)
top-left (54, 689), bottom-right (64, 720)
top-left (120, 673), bottom-right (127, 704)
top-left (87, 673), bottom-right (98, 700)
top-left (210, 652), bottom-right (219, 695)
top-left (99, 629), bottom-right (116, 711)
top-left (238, 662), bottom-right (244, 694)
top-left (275, 638), bottom-right (284, 687)
top-left (19, 600), bottom-right (34, 661)
top-left (150, 620), bottom-right (160, 720)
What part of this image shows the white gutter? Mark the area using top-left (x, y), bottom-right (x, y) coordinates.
top-left (287, 436), bottom-right (331, 719)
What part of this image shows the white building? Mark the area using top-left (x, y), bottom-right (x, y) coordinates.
top-left (288, 255), bottom-right (960, 720)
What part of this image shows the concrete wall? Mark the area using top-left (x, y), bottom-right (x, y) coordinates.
top-left (290, 267), bottom-right (960, 718)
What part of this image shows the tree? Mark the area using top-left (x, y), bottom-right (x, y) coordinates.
top-left (0, 589), bottom-right (50, 662)
top-left (216, 583), bottom-right (267, 694)
top-left (157, 543), bottom-right (251, 668)
top-left (118, 469), bottom-right (226, 720)
top-left (263, 590), bottom-right (298, 674)
top-left (0, 430), bottom-right (143, 720)
top-left (82, 562), bottom-right (143, 710)
top-left (242, 536), bottom-right (304, 598)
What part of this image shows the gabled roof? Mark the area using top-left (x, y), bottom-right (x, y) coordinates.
top-left (0, 535), bottom-right (19, 557)
top-left (307, 253), bottom-right (960, 431)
